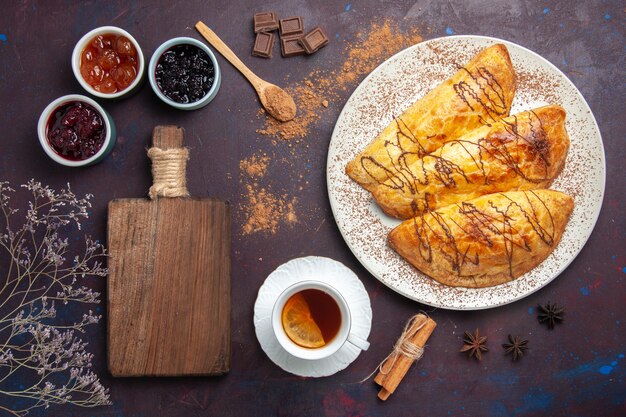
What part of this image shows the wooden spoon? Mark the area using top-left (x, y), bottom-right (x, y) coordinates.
top-left (195, 21), bottom-right (296, 122)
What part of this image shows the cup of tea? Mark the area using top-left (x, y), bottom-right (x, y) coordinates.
top-left (272, 280), bottom-right (370, 360)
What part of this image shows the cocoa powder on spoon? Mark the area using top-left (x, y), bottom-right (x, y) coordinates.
top-left (263, 85), bottom-right (297, 122)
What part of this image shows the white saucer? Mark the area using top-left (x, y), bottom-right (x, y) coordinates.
top-left (253, 256), bottom-right (372, 377)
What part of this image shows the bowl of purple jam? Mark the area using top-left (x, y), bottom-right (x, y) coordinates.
top-left (148, 37), bottom-right (221, 110)
top-left (37, 94), bottom-right (116, 167)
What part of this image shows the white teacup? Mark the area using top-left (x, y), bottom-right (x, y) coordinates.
top-left (272, 280), bottom-right (370, 360)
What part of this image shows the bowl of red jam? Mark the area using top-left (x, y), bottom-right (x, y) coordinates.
top-left (72, 26), bottom-right (144, 99)
top-left (148, 37), bottom-right (221, 110)
top-left (37, 95), bottom-right (116, 167)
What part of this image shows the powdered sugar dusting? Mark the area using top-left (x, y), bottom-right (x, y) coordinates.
top-left (327, 36), bottom-right (605, 310)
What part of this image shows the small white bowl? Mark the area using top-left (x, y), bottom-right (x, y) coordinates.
top-left (148, 37), bottom-right (221, 110)
top-left (37, 94), bottom-right (116, 167)
top-left (72, 26), bottom-right (145, 99)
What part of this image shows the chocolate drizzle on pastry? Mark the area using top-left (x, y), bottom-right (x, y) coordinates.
top-left (346, 44), bottom-right (517, 191)
top-left (360, 65), bottom-right (511, 184)
top-left (369, 105), bottom-right (568, 219)
top-left (383, 110), bottom-right (551, 189)
top-left (454, 67), bottom-right (508, 125)
top-left (387, 189), bottom-right (573, 287)
top-left (416, 191), bottom-right (554, 282)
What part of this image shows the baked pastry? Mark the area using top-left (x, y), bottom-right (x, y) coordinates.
top-left (370, 105), bottom-right (570, 219)
top-left (346, 44), bottom-right (516, 192)
top-left (388, 190), bottom-right (574, 288)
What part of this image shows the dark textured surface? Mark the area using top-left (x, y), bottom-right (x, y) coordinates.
top-left (0, 0), bottom-right (624, 416)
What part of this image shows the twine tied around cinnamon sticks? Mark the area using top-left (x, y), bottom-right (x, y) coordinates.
top-left (382, 315), bottom-right (427, 371)
top-left (363, 313), bottom-right (437, 401)
top-left (147, 147), bottom-right (190, 199)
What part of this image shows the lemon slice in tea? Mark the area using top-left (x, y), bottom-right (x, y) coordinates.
top-left (281, 293), bottom-right (325, 348)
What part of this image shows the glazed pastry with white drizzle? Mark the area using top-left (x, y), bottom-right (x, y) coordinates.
top-left (388, 189), bottom-right (574, 288)
top-left (346, 44), bottom-right (517, 191)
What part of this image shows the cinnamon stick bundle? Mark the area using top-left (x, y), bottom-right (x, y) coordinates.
top-left (374, 314), bottom-right (437, 400)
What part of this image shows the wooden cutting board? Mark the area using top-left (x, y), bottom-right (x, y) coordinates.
top-left (107, 126), bottom-right (230, 377)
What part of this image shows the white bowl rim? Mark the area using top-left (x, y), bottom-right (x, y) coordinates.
top-left (148, 36), bottom-right (221, 109)
top-left (71, 26), bottom-right (145, 99)
top-left (37, 94), bottom-right (112, 167)
top-left (270, 280), bottom-right (352, 361)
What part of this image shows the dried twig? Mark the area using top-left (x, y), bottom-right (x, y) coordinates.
top-left (0, 180), bottom-right (111, 415)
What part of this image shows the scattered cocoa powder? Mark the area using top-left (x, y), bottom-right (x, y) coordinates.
top-left (516, 68), bottom-right (562, 105)
top-left (239, 154), bottom-right (269, 178)
top-left (241, 184), bottom-right (298, 235)
top-left (240, 19), bottom-right (423, 235)
top-left (239, 153), bottom-right (299, 235)
top-left (257, 19), bottom-right (423, 140)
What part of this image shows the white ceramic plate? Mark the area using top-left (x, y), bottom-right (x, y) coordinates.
top-left (327, 36), bottom-right (605, 310)
top-left (253, 257), bottom-right (372, 377)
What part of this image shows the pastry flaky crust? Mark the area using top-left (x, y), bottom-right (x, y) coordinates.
top-left (346, 44), bottom-right (516, 192)
top-left (388, 190), bottom-right (574, 288)
top-left (370, 105), bottom-right (570, 219)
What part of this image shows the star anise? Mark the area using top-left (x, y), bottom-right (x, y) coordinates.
top-left (460, 329), bottom-right (488, 361)
top-left (502, 334), bottom-right (528, 361)
top-left (537, 302), bottom-right (565, 329)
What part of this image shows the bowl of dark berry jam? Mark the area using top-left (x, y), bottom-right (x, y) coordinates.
top-left (37, 95), bottom-right (116, 167)
top-left (72, 26), bottom-right (144, 99)
top-left (148, 37), bottom-right (221, 110)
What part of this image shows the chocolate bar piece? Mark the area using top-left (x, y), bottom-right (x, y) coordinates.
top-left (299, 27), bottom-right (329, 54)
top-left (252, 32), bottom-right (274, 58)
top-left (279, 17), bottom-right (304, 37)
top-left (280, 35), bottom-right (306, 57)
top-left (254, 12), bottom-right (279, 33)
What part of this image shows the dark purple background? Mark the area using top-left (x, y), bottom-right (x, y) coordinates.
top-left (1, 1), bottom-right (624, 416)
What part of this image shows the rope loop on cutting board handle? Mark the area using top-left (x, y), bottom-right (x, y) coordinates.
top-left (148, 126), bottom-right (190, 199)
